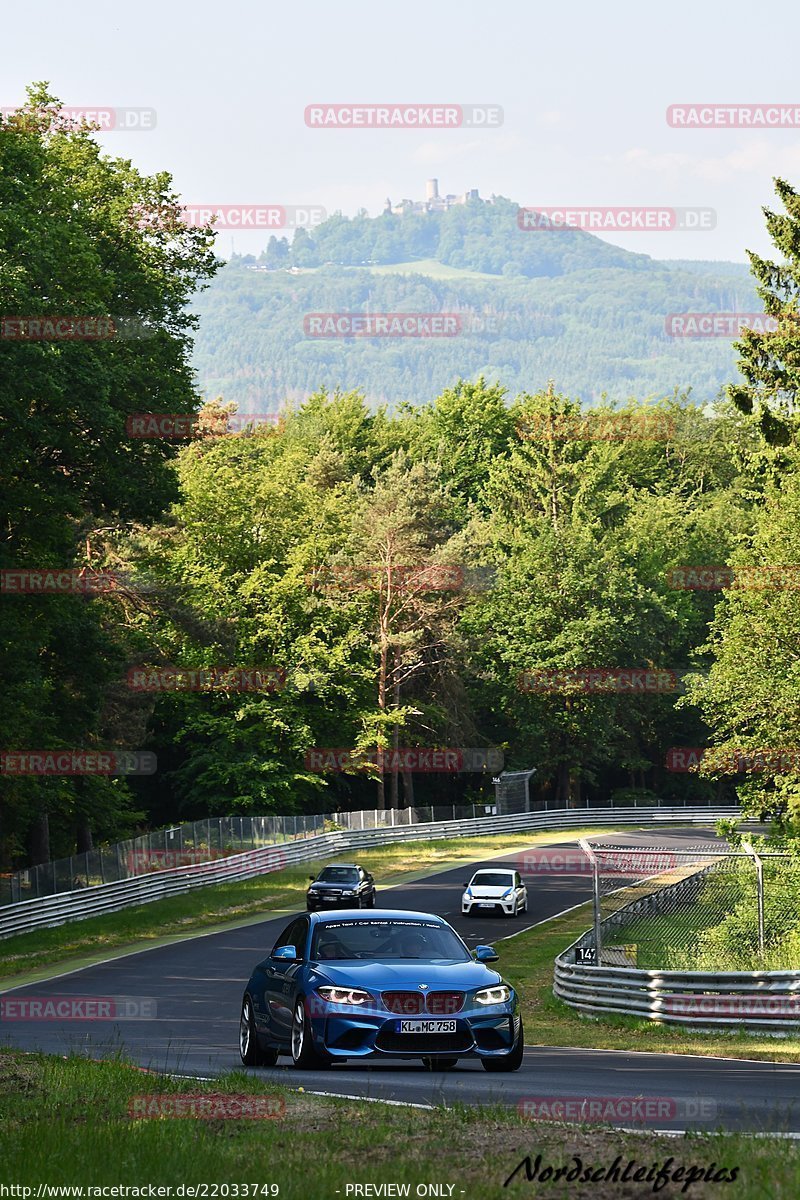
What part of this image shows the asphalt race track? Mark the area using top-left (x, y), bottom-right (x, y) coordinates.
top-left (3, 827), bottom-right (800, 1134)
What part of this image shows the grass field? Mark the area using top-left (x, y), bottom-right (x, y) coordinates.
top-left (0, 1050), bottom-right (796, 1199)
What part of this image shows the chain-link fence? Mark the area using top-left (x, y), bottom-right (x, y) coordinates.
top-left (0, 786), bottom-right (746, 909)
top-left (581, 841), bottom-right (800, 971)
top-left (0, 800), bottom-right (508, 907)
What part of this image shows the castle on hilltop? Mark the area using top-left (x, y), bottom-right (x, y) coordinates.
top-left (383, 179), bottom-right (485, 217)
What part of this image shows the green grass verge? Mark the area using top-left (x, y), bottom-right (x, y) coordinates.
top-left (0, 1050), bottom-right (796, 1198)
top-left (499, 901), bottom-right (800, 1063)
top-left (0, 829), bottom-right (612, 984)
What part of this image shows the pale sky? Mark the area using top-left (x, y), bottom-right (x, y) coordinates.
top-left (4, 0), bottom-right (800, 261)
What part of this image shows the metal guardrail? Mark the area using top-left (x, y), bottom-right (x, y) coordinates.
top-left (0, 805), bottom-right (742, 941)
top-left (4, 791), bottom-right (714, 906)
top-left (554, 848), bottom-right (800, 1033)
top-left (554, 949), bottom-right (800, 1032)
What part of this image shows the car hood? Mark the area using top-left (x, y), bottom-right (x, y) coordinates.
top-left (309, 882), bottom-right (357, 890)
top-left (308, 958), bottom-right (503, 990)
top-left (466, 885), bottom-right (513, 897)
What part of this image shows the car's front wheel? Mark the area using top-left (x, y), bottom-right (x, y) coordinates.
top-left (239, 996), bottom-right (278, 1067)
top-left (481, 1020), bottom-right (524, 1072)
top-left (291, 998), bottom-right (331, 1069)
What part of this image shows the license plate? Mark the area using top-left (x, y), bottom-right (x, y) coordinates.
top-left (398, 1020), bottom-right (457, 1034)
top-left (478, 902), bottom-right (494, 908)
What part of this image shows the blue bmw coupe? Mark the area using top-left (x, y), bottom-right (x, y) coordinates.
top-left (239, 908), bottom-right (524, 1072)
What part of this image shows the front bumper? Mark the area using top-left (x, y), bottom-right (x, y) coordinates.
top-left (306, 894), bottom-right (359, 910)
top-left (307, 1001), bottom-right (520, 1060)
top-left (462, 897), bottom-right (516, 915)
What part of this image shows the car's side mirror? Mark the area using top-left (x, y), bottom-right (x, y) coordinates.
top-left (272, 945), bottom-right (298, 961)
top-left (474, 945), bottom-right (499, 963)
top-left (309, 876), bottom-right (316, 882)
top-left (462, 882), bottom-right (469, 888)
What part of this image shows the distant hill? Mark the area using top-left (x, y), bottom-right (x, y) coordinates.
top-left (190, 198), bottom-right (759, 408)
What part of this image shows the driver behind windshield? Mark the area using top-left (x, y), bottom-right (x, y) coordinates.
top-left (311, 922), bottom-right (463, 961)
top-left (397, 930), bottom-right (426, 958)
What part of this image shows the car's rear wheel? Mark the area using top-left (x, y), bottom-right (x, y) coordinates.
top-left (239, 996), bottom-right (278, 1067)
top-left (481, 1019), bottom-right (524, 1072)
top-left (291, 998), bottom-right (331, 1069)
top-left (422, 1056), bottom-right (459, 1071)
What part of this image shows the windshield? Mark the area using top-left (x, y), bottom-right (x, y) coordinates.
top-left (470, 872), bottom-right (514, 887)
top-left (311, 918), bottom-right (470, 962)
top-left (316, 868), bottom-right (360, 883)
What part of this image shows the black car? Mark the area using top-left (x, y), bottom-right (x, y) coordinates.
top-left (306, 863), bottom-right (376, 911)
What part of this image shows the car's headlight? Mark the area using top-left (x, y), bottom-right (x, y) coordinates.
top-left (474, 985), bottom-right (511, 1005)
top-left (341, 889), bottom-right (355, 896)
top-left (317, 986), bottom-right (372, 1006)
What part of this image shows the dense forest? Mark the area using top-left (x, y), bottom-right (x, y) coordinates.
top-left (3, 91), bottom-right (800, 871)
top-left (191, 200), bottom-right (759, 407)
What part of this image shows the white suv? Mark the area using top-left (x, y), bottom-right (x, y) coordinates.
top-left (462, 868), bottom-right (527, 918)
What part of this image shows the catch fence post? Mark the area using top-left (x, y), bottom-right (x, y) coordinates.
top-left (743, 842), bottom-right (765, 958)
top-left (579, 837), bottom-right (601, 964)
